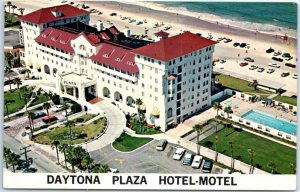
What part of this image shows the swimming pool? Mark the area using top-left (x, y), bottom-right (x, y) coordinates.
top-left (241, 110), bottom-right (297, 135)
top-left (224, 99), bottom-right (241, 108)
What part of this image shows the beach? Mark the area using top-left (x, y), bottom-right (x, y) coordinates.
top-left (10, 0), bottom-right (297, 95)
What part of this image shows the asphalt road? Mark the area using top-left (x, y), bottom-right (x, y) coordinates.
top-left (3, 132), bottom-right (65, 173)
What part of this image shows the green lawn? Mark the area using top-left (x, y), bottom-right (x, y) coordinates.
top-left (199, 127), bottom-right (296, 174)
top-left (215, 74), bottom-right (271, 97)
top-left (73, 114), bottom-right (97, 123)
top-left (273, 96), bottom-right (297, 106)
top-left (131, 120), bottom-right (162, 135)
top-left (112, 133), bottom-right (152, 152)
top-left (33, 117), bottom-right (107, 145)
top-left (5, 13), bottom-right (20, 28)
top-left (4, 88), bottom-right (32, 115)
top-left (30, 95), bottom-right (50, 107)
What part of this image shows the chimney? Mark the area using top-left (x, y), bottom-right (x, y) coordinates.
top-left (124, 27), bottom-right (131, 37)
top-left (97, 20), bottom-right (104, 31)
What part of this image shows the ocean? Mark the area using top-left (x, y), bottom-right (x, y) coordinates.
top-left (153, 2), bottom-right (297, 36)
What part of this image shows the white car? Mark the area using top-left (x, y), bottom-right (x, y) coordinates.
top-left (3, 124), bottom-right (10, 129)
top-left (268, 63), bottom-right (280, 68)
top-left (293, 73), bottom-right (297, 79)
top-left (63, 109), bottom-right (73, 116)
top-left (173, 147), bottom-right (185, 160)
top-left (108, 168), bottom-right (119, 173)
top-left (191, 155), bottom-right (203, 169)
top-left (52, 105), bottom-right (63, 112)
top-left (266, 68), bottom-right (275, 74)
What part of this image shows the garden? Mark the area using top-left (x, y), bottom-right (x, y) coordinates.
top-left (112, 133), bottom-right (153, 152)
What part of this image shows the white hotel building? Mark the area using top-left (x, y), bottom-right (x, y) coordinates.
top-left (19, 4), bottom-right (217, 131)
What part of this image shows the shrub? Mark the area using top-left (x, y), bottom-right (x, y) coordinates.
top-left (76, 118), bottom-right (84, 123)
top-left (71, 103), bottom-right (82, 113)
top-left (21, 132), bottom-right (26, 137)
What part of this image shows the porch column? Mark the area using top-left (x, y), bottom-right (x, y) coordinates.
top-left (73, 87), bottom-right (76, 97)
top-left (63, 86), bottom-right (67, 94)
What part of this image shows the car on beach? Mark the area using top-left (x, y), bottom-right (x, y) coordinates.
top-left (249, 65), bottom-right (258, 70)
top-left (282, 53), bottom-right (291, 58)
top-left (266, 48), bottom-right (274, 53)
top-left (69, 2), bottom-right (74, 5)
top-left (257, 67), bottom-right (265, 72)
top-left (285, 63), bottom-right (296, 68)
top-left (233, 42), bottom-right (240, 47)
top-left (110, 12), bottom-right (117, 16)
top-left (196, 33), bottom-right (202, 36)
top-left (273, 51), bottom-right (282, 56)
top-left (136, 21), bottom-right (143, 25)
top-left (182, 153), bottom-right (194, 166)
top-left (285, 56), bottom-right (293, 61)
top-left (164, 26), bottom-right (171, 30)
top-left (240, 43), bottom-right (247, 48)
top-left (191, 155), bottom-right (203, 169)
top-left (244, 57), bottom-right (254, 62)
top-left (206, 35), bottom-right (213, 40)
top-left (220, 59), bottom-right (226, 64)
top-left (266, 68), bottom-right (275, 74)
top-left (224, 38), bottom-right (232, 43)
top-left (268, 63), bottom-right (280, 68)
top-left (173, 147), bottom-right (185, 160)
top-left (61, 0), bottom-right (67, 3)
top-left (239, 62), bottom-right (248, 67)
top-left (281, 71), bottom-right (290, 77)
top-left (216, 37), bottom-right (225, 42)
top-left (293, 73), bottom-right (297, 79)
top-left (202, 159), bottom-right (213, 173)
top-left (272, 57), bottom-right (283, 62)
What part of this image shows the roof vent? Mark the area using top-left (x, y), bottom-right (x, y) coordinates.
top-left (115, 58), bottom-right (121, 62)
top-left (42, 34), bottom-right (47, 38)
top-left (59, 40), bottom-right (66, 44)
top-left (103, 54), bottom-right (109, 58)
top-left (127, 61), bottom-right (133, 65)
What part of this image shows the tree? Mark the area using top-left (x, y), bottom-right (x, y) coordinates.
top-left (12, 77), bottom-right (22, 98)
top-left (214, 136), bottom-right (218, 162)
top-left (51, 140), bottom-right (60, 164)
top-left (59, 143), bottom-right (69, 167)
top-left (4, 147), bottom-right (12, 169)
top-left (5, 53), bottom-right (13, 68)
top-left (82, 155), bottom-right (94, 173)
top-left (135, 98), bottom-right (143, 132)
top-left (193, 124), bottom-right (203, 155)
top-left (248, 148), bottom-right (255, 174)
top-left (268, 161), bottom-right (276, 174)
top-left (92, 164), bottom-right (110, 173)
top-left (20, 87), bottom-right (31, 113)
top-left (290, 163), bottom-right (296, 174)
top-left (6, 2), bottom-right (12, 15)
top-left (7, 152), bottom-right (20, 172)
top-left (65, 120), bottom-right (75, 141)
top-left (25, 68), bottom-right (31, 79)
top-left (71, 103), bottom-right (82, 113)
top-left (19, 8), bottom-right (25, 15)
top-left (213, 102), bottom-right (222, 117)
top-left (4, 66), bottom-right (12, 91)
top-left (65, 146), bottom-right (76, 172)
top-left (11, 5), bottom-right (17, 16)
top-left (4, 99), bottom-right (13, 118)
top-left (43, 102), bottom-right (51, 117)
top-left (229, 141), bottom-right (234, 172)
top-left (27, 111), bottom-right (36, 134)
top-left (224, 106), bottom-right (233, 136)
top-left (62, 102), bottom-right (70, 121)
top-left (252, 80), bottom-right (258, 90)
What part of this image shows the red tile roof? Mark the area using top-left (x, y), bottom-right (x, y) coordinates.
top-left (133, 31), bottom-right (218, 61)
top-left (154, 30), bottom-right (169, 37)
top-left (90, 43), bottom-right (139, 74)
top-left (35, 27), bottom-right (78, 53)
top-left (19, 4), bottom-right (89, 24)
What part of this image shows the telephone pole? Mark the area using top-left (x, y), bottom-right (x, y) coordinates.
top-left (20, 145), bottom-right (31, 172)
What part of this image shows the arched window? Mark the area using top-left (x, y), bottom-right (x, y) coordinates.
top-left (167, 108), bottom-right (173, 118)
top-left (79, 45), bottom-right (86, 51)
top-left (44, 65), bottom-right (50, 74)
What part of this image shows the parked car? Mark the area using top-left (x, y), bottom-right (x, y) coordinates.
top-left (266, 47), bottom-right (274, 53)
top-left (42, 115), bottom-right (57, 123)
top-left (173, 147), bottom-right (185, 160)
top-left (248, 65), bottom-right (258, 70)
top-left (30, 92), bottom-right (37, 100)
top-left (63, 109), bottom-right (73, 117)
top-left (216, 37), bottom-right (225, 42)
top-left (156, 139), bottom-right (168, 151)
top-left (202, 159), bottom-right (213, 173)
top-left (224, 38), bottom-right (232, 43)
top-left (285, 63), bottom-right (296, 68)
top-left (268, 63), bottom-right (280, 68)
top-left (57, 117), bottom-right (67, 122)
top-left (282, 53), bottom-right (291, 58)
top-left (293, 73), bottom-right (297, 79)
top-left (240, 43), bottom-right (247, 48)
top-left (183, 153), bottom-right (194, 166)
top-left (239, 62), bottom-right (248, 67)
top-left (273, 51), bottom-right (281, 56)
top-left (244, 57), bottom-right (254, 62)
top-left (191, 155), bottom-right (203, 169)
top-left (233, 42), bottom-right (240, 47)
top-left (52, 105), bottom-right (63, 112)
top-left (257, 67), bottom-right (265, 72)
top-left (34, 111), bottom-right (46, 119)
top-left (3, 124), bottom-right (10, 129)
top-left (109, 12), bottom-right (117, 16)
top-left (281, 71), bottom-right (290, 77)
top-left (272, 57), bottom-right (283, 62)
top-left (220, 59), bottom-right (226, 64)
top-left (285, 56), bottom-right (293, 61)
top-left (266, 68), bottom-right (275, 74)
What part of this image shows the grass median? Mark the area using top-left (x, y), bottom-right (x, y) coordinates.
top-left (112, 133), bottom-right (152, 152)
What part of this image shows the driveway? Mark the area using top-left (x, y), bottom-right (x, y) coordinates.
top-left (90, 140), bottom-right (222, 174)
top-left (84, 100), bottom-right (126, 152)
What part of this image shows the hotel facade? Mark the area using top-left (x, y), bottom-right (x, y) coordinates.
top-left (19, 4), bottom-right (217, 131)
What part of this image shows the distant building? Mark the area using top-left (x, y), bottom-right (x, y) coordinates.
top-left (19, 4), bottom-right (217, 131)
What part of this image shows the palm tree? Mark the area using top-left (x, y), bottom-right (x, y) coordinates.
top-left (62, 102), bottom-right (70, 121)
top-left (268, 161), bottom-right (276, 174)
top-left (65, 120), bottom-right (75, 141)
top-left (213, 102), bottom-right (222, 117)
top-left (135, 98), bottom-right (143, 132)
top-left (193, 124), bottom-right (203, 155)
top-left (7, 152), bottom-right (20, 172)
top-left (59, 143), bottom-right (69, 167)
top-left (11, 5), bottom-right (17, 16)
top-left (224, 106), bottom-right (233, 136)
top-left (43, 102), bottom-right (51, 117)
top-left (6, 1), bottom-right (12, 14)
top-left (4, 147), bottom-right (12, 169)
top-left (229, 141), bottom-right (234, 172)
top-left (51, 140), bottom-right (60, 164)
top-left (248, 148), bottom-right (255, 174)
top-left (19, 8), bottom-right (25, 15)
top-left (5, 53), bottom-right (13, 68)
top-left (44, 91), bottom-right (53, 100)
top-left (290, 163), bottom-right (296, 174)
top-left (214, 136), bottom-right (218, 162)
top-left (27, 111), bottom-right (36, 134)
top-left (4, 66), bottom-right (12, 91)
top-left (12, 77), bottom-right (22, 99)
top-left (65, 146), bottom-right (76, 172)
top-left (82, 155), bottom-right (94, 173)
top-left (99, 164), bottom-right (110, 173)
top-left (25, 68), bottom-right (31, 79)
top-left (4, 99), bottom-right (13, 118)
top-left (252, 80), bottom-right (258, 90)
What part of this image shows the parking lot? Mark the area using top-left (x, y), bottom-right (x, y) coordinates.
top-left (90, 140), bottom-right (222, 174)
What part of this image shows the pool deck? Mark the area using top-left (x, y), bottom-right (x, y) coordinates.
top-left (221, 97), bottom-right (297, 123)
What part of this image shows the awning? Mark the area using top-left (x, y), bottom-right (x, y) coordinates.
top-left (151, 107), bottom-right (160, 116)
top-left (139, 103), bottom-right (146, 111)
top-left (167, 119), bottom-right (175, 125)
top-left (26, 60), bottom-right (32, 67)
top-left (35, 63), bottom-right (41, 69)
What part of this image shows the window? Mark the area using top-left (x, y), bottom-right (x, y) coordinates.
top-left (167, 108), bottom-right (173, 118)
top-left (180, 57), bottom-right (182, 62)
top-left (155, 78), bottom-right (158, 83)
top-left (155, 97), bottom-right (158, 101)
top-left (137, 55), bottom-right (140, 58)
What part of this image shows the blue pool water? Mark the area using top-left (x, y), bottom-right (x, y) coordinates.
top-left (241, 110), bottom-right (297, 135)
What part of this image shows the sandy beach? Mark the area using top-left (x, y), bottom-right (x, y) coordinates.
top-left (9, 0), bottom-right (297, 95)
